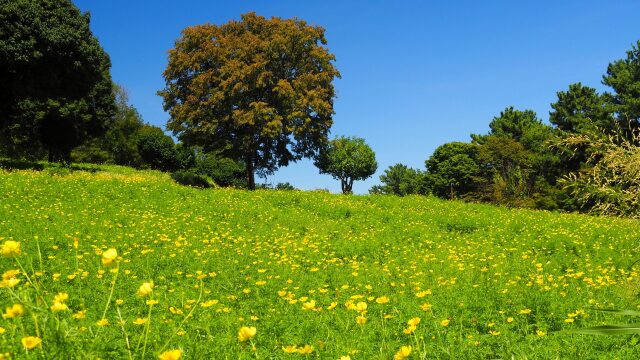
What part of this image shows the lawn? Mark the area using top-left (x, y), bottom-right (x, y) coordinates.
top-left (0, 165), bottom-right (639, 359)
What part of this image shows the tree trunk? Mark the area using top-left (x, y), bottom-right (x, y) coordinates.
top-left (245, 152), bottom-right (255, 190)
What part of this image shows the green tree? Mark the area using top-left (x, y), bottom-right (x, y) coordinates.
top-left (370, 163), bottom-right (424, 196)
top-left (550, 83), bottom-right (613, 134)
top-left (602, 40), bottom-right (640, 128)
top-left (0, 0), bottom-right (115, 163)
top-left (159, 12), bottom-right (340, 190)
top-left (315, 136), bottom-right (377, 194)
top-left (425, 142), bottom-right (479, 199)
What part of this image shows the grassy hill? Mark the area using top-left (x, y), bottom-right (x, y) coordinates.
top-left (1, 164), bottom-right (639, 359)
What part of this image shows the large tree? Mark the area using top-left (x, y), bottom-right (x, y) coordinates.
top-left (315, 136), bottom-right (377, 194)
top-left (370, 163), bottom-right (424, 196)
top-left (159, 12), bottom-right (340, 189)
top-left (425, 142), bottom-right (479, 199)
top-left (0, 0), bottom-right (115, 163)
top-left (602, 40), bottom-right (640, 129)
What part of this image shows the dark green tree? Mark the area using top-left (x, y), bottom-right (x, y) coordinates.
top-left (550, 83), bottom-right (613, 133)
top-left (602, 40), bottom-right (640, 128)
top-left (315, 136), bottom-right (377, 194)
top-left (370, 163), bottom-right (424, 196)
top-left (425, 142), bottom-right (479, 199)
top-left (0, 0), bottom-right (115, 163)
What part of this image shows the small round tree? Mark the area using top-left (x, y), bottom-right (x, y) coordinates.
top-left (315, 136), bottom-right (377, 194)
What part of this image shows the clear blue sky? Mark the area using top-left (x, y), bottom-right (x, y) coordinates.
top-left (74, 0), bottom-right (640, 193)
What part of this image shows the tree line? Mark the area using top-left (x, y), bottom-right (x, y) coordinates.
top-left (371, 40), bottom-right (640, 217)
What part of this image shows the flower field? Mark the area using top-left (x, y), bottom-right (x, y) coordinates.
top-left (1, 165), bottom-right (640, 359)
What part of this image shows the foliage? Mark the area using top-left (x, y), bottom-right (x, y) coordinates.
top-left (0, 0), bottom-right (115, 163)
top-left (275, 182), bottom-right (296, 191)
top-left (1, 166), bottom-right (640, 357)
top-left (556, 128), bottom-right (640, 217)
top-left (159, 12), bottom-right (340, 189)
top-left (370, 163), bottom-right (425, 196)
top-left (602, 40), bottom-right (640, 128)
top-left (136, 126), bottom-right (181, 172)
top-left (170, 170), bottom-right (211, 188)
top-left (194, 151), bottom-right (246, 188)
top-left (315, 136), bottom-right (377, 194)
top-left (425, 142), bottom-right (478, 199)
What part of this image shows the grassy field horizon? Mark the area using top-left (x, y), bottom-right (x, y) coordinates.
top-left (1, 165), bottom-right (639, 359)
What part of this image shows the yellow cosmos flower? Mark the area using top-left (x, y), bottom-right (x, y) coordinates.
top-left (133, 318), bottom-right (148, 325)
top-left (489, 330), bottom-right (500, 336)
top-left (327, 302), bottom-right (338, 310)
top-left (137, 281), bottom-right (154, 297)
top-left (50, 301), bottom-right (68, 312)
top-left (158, 349), bottom-right (182, 360)
top-left (282, 345), bottom-right (297, 353)
top-left (302, 300), bottom-right (316, 310)
top-left (238, 326), bottom-right (257, 342)
top-left (375, 296), bottom-right (390, 304)
top-left (393, 345), bottom-right (412, 360)
top-left (297, 345), bottom-right (313, 354)
top-left (420, 303), bottom-right (432, 311)
top-left (2, 304), bottom-right (24, 319)
top-left (356, 315), bottom-right (367, 325)
top-left (403, 325), bottom-right (417, 334)
top-left (101, 248), bottom-right (118, 267)
top-left (1, 241), bottom-right (21, 257)
top-left (0, 327), bottom-right (5, 334)
top-left (54, 292), bottom-right (69, 302)
top-left (1, 277), bottom-right (20, 288)
top-left (440, 319), bottom-right (450, 327)
top-left (536, 330), bottom-right (546, 337)
top-left (519, 308), bottom-right (532, 315)
top-left (407, 317), bottom-right (421, 327)
top-left (339, 356), bottom-right (352, 360)
top-left (73, 310), bottom-right (86, 319)
top-left (2, 269), bottom-right (19, 280)
top-left (21, 336), bottom-right (41, 350)
top-left (355, 301), bottom-right (367, 312)
top-left (201, 300), bottom-right (219, 308)
top-left (96, 318), bottom-right (109, 326)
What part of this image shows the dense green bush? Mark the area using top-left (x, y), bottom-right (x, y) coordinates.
top-left (170, 170), bottom-right (211, 188)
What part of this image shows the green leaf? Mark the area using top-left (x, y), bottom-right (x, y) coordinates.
top-left (592, 309), bottom-right (640, 317)
top-left (571, 324), bottom-right (640, 335)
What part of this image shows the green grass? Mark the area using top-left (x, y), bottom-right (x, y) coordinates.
top-left (1, 165), bottom-right (640, 359)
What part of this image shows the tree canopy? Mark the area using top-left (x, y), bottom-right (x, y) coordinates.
top-left (159, 12), bottom-right (340, 189)
top-left (315, 136), bottom-right (377, 194)
top-left (0, 0), bottom-right (115, 162)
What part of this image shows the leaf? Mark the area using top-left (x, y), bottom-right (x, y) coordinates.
top-left (592, 309), bottom-right (640, 317)
top-left (571, 324), bottom-right (640, 335)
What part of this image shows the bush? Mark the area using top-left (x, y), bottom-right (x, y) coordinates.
top-left (171, 170), bottom-right (211, 188)
top-left (195, 152), bottom-right (246, 188)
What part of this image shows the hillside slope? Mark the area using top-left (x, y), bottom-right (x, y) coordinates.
top-left (0, 166), bottom-right (639, 359)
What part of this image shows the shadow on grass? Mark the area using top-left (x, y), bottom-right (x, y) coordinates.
top-left (0, 158), bottom-right (102, 174)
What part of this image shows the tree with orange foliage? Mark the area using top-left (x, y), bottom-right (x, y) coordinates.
top-left (159, 12), bottom-right (340, 189)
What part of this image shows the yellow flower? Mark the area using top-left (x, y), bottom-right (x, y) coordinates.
top-left (356, 315), bottom-right (367, 325)
top-left (21, 336), bottom-right (41, 350)
top-left (420, 303), bottom-right (432, 311)
top-left (50, 301), bottom-right (68, 312)
top-left (1, 241), bottom-right (21, 257)
top-left (158, 349), bottom-right (182, 360)
top-left (403, 325), bottom-right (417, 334)
top-left (0, 327), bottom-right (5, 334)
top-left (506, 317), bottom-right (514, 323)
top-left (2, 269), bottom-right (19, 280)
top-left (327, 302), bottom-right (338, 310)
top-left (137, 281), bottom-right (154, 297)
top-left (238, 326), bottom-right (257, 341)
top-left (519, 308), bottom-right (532, 315)
top-left (339, 356), bottom-right (352, 360)
top-left (440, 319), bottom-right (450, 327)
top-left (297, 345), bottom-right (313, 354)
top-left (133, 318), bottom-right (148, 325)
top-left (2, 303), bottom-right (24, 319)
top-left (355, 301), bottom-right (367, 312)
top-left (101, 248), bottom-right (118, 267)
top-left (489, 330), bottom-right (500, 336)
top-left (73, 310), bottom-right (86, 319)
top-left (96, 318), bottom-right (109, 326)
top-left (407, 317), bottom-right (421, 327)
top-left (282, 345), bottom-right (297, 353)
top-left (146, 299), bottom-right (159, 306)
top-left (393, 345), bottom-right (412, 360)
top-left (116, 299), bottom-right (124, 305)
top-left (302, 300), bottom-right (316, 310)
top-left (1, 277), bottom-right (20, 288)
top-left (375, 296), bottom-right (390, 304)
top-left (201, 300), bottom-right (219, 308)
top-left (536, 330), bottom-right (546, 337)
top-left (54, 292), bottom-right (69, 303)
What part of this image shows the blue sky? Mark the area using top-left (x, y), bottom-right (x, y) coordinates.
top-left (74, 0), bottom-right (640, 193)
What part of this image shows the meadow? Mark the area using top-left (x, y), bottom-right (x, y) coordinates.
top-left (0, 165), bottom-right (640, 359)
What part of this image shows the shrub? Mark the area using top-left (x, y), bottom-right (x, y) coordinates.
top-left (171, 170), bottom-right (211, 188)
